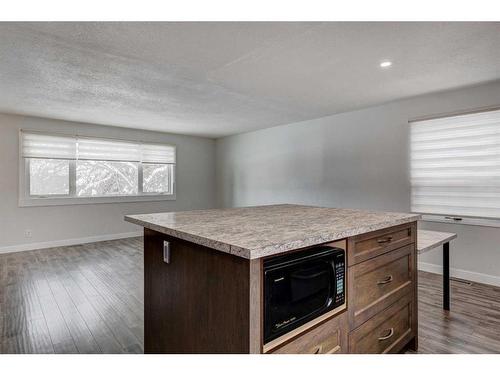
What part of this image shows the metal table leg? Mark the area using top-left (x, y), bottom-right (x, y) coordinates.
top-left (443, 242), bottom-right (450, 311)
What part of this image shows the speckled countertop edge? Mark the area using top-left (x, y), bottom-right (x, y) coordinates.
top-left (125, 205), bottom-right (421, 259)
top-left (230, 215), bottom-right (421, 259)
top-left (125, 215), bottom-right (233, 254)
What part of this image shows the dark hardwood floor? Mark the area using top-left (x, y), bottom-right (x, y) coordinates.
top-left (0, 237), bottom-right (144, 354)
top-left (417, 271), bottom-right (500, 353)
top-left (1, 237), bottom-right (500, 354)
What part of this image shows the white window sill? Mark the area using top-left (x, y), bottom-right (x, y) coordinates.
top-left (19, 193), bottom-right (176, 207)
top-left (421, 214), bottom-right (500, 229)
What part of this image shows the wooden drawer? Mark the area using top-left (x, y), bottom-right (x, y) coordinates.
top-left (348, 244), bottom-right (415, 328)
top-left (348, 223), bottom-right (415, 265)
top-left (349, 293), bottom-right (414, 354)
top-left (269, 313), bottom-right (348, 354)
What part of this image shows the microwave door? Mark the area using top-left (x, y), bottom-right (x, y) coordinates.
top-left (289, 264), bottom-right (332, 306)
top-left (264, 248), bottom-right (344, 343)
top-left (268, 260), bottom-right (334, 336)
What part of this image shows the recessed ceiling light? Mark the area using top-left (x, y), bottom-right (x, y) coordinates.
top-left (380, 61), bottom-right (392, 68)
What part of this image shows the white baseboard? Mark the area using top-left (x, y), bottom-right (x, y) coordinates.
top-left (418, 261), bottom-right (500, 287)
top-left (0, 231), bottom-right (143, 255)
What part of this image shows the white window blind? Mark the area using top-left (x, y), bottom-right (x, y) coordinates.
top-left (141, 143), bottom-right (176, 164)
top-left (410, 109), bottom-right (500, 219)
top-left (21, 132), bottom-right (76, 159)
top-left (78, 138), bottom-right (141, 162)
top-left (21, 131), bottom-right (176, 163)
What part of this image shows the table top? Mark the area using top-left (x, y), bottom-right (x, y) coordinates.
top-left (125, 204), bottom-right (420, 259)
top-left (417, 229), bottom-right (457, 254)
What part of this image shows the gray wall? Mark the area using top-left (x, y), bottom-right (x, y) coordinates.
top-left (0, 113), bottom-right (216, 250)
top-left (216, 80), bottom-right (500, 285)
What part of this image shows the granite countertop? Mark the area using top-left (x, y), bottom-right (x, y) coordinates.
top-left (125, 204), bottom-right (421, 259)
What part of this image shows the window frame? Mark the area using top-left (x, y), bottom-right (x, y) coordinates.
top-left (19, 131), bottom-right (176, 207)
top-left (420, 214), bottom-right (500, 229)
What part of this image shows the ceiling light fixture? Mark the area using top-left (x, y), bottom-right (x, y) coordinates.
top-left (380, 61), bottom-right (392, 68)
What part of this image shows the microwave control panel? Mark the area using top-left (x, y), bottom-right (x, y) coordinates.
top-left (334, 257), bottom-right (345, 305)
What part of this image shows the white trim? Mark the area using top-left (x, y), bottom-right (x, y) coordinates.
top-left (421, 214), bottom-right (500, 229)
top-left (418, 261), bottom-right (500, 287)
top-left (408, 104), bottom-right (500, 123)
top-left (0, 231), bottom-right (143, 255)
top-left (19, 193), bottom-right (176, 207)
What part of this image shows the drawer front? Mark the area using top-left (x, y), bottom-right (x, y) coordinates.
top-left (349, 293), bottom-right (414, 354)
top-left (348, 244), bottom-right (415, 328)
top-left (348, 223), bottom-right (415, 265)
top-left (270, 313), bottom-right (347, 354)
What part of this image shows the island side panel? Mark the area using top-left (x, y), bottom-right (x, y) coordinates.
top-left (144, 228), bottom-right (261, 353)
top-left (249, 258), bottom-right (264, 353)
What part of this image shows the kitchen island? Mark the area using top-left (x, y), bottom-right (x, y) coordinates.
top-left (125, 204), bottom-right (420, 354)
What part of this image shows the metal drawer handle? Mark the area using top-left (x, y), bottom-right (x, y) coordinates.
top-left (377, 236), bottom-right (393, 244)
top-left (313, 345), bottom-right (323, 354)
top-left (378, 328), bottom-right (394, 341)
top-left (377, 275), bottom-right (393, 285)
top-left (163, 241), bottom-right (171, 264)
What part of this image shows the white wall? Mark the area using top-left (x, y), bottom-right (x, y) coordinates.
top-left (0, 113), bottom-right (216, 252)
top-left (216, 80), bottom-right (500, 285)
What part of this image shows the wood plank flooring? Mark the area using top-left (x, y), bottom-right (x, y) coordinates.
top-left (417, 271), bottom-right (500, 353)
top-left (0, 237), bottom-right (144, 354)
top-left (1, 237), bottom-right (500, 353)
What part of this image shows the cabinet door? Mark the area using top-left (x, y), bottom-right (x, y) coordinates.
top-left (270, 313), bottom-right (348, 354)
top-left (349, 294), bottom-right (415, 354)
top-left (348, 244), bottom-right (415, 329)
top-left (348, 223), bottom-right (415, 265)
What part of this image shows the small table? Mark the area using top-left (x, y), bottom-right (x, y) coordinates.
top-left (417, 230), bottom-right (457, 311)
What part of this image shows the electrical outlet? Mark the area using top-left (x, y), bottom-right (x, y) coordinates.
top-left (24, 229), bottom-right (32, 238)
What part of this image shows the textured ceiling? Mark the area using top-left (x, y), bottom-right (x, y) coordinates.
top-left (0, 22), bottom-right (499, 138)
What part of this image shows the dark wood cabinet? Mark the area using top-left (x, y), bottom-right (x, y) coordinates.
top-left (143, 222), bottom-right (418, 354)
top-left (144, 229), bottom-right (262, 353)
top-left (347, 222), bottom-right (418, 353)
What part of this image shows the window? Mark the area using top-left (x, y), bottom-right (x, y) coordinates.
top-left (143, 164), bottom-right (173, 193)
top-left (76, 160), bottom-right (139, 197)
top-left (29, 158), bottom-right (70, 196)
top-left (410, 108), bottom-right (500, 223)
top-left (20, 131), bottom-right (176, 206)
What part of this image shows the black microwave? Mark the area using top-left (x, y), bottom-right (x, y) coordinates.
top-left (263, 246), bottom-right (346, 343)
